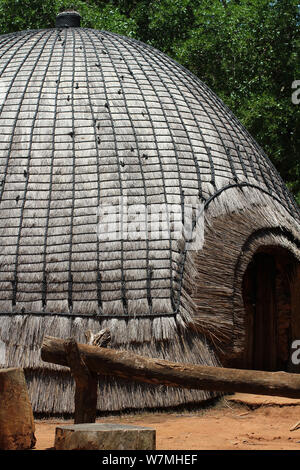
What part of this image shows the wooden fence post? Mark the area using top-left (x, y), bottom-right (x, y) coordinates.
top-left (64, 338), bottom-right (98, 424)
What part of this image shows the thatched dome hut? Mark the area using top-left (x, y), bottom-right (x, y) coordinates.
top-left (0, 11), bottom-right (299, 414)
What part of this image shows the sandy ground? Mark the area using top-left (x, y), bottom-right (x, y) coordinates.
top-left (31, 394), bottom-right (300, 451)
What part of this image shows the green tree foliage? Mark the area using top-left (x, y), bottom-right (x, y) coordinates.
top-left (138, 0), bottom-right (300, 204)
top-left (0, 0), bottom-right (137, 36)
top-left (0, 0), bottom-right (298, 203)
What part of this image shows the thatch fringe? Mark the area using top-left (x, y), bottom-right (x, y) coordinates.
top-left (26, 369), bottom-right (219, 415)
top-left (23, 328), bottom-right (219, 414)
top-left (0, 313), bottom-right (192, 371)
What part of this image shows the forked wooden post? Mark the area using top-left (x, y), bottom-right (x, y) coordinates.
top-left (64, 338), bottom-right (97, 424)
top-left (62, 330), bottom-right (111, 423)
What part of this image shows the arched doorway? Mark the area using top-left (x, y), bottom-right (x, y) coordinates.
top-left (242, 246), bottom-right (300, 372)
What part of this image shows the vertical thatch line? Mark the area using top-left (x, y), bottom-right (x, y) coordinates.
top-left (13, 30), bottom-right (57, 310)
top-left (96, 30), bottom-right (151, 317)
top-left (0, 30), bottom-right (49, 205)
top-left (76, 28), bottom-right (103, 314)
top-left (42, 28), bottom-right (68, 311)
top-left (84, 29), bottom-right (127, 317)
top-left (235, 144), bottom-right (248, 179)
top-left (67, 28), bottom-right (77, 313)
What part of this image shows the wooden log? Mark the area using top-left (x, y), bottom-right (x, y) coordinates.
top-left (42, 336), bottom-right (300, 399)
top-left (0, 368), bottom-right (36, 450)
top-left (64, 338), bottom-right (98, 424)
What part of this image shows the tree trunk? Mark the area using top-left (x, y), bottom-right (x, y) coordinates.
top-left (41, 336), bottom-right (300, 399)
top-left (0, 368), bottom-right (36, 450)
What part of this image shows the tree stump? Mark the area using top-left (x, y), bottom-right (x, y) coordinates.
top-left (54, 423), bottom-right (156, 450)
top-left (0, 368), bottom-right (36, 450)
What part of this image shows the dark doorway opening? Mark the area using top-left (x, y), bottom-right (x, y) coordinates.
top-left (242, 246), bottom-right (300, 372)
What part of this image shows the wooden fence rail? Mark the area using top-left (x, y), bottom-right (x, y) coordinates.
top-left (41, 335), bottom-right (300, 424)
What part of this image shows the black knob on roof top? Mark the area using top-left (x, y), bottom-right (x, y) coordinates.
top-left (56, 10), bottom-right (81, 28)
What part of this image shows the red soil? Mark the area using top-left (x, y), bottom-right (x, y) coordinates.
top-left (32, 395), bottom-right (300, 451)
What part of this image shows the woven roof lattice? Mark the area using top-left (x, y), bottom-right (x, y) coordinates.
top-left (0, 20), bottom-right (298, 319)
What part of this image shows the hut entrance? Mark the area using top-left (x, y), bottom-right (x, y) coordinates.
top-left (243, 246), bottom-right (300, 372)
